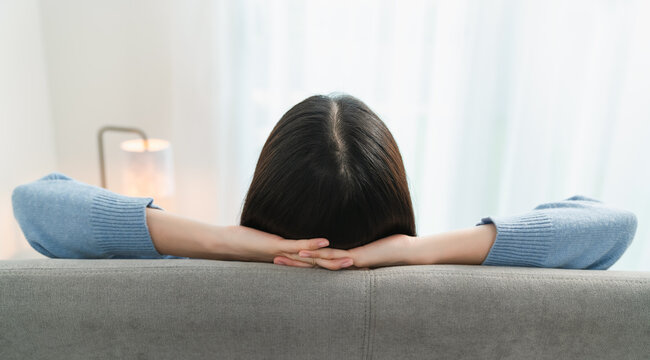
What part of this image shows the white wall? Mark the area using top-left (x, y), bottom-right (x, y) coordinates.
top-left (169, 0), bottom-right (223, 224)
top-left (1, 0), bottom-right (219, 259)
top-left (0, 0), bottom-right (57, 259)
top-left (38, 0), bottom-right (223, 222)
top-left (39, 0), bottom-right (174, 198)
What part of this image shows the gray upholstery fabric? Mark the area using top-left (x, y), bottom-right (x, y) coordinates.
top-left (1, 259), bottom-right (649, 359)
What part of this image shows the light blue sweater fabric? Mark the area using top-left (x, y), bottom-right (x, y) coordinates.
top-left (12, 172), bottom-right (638, 269)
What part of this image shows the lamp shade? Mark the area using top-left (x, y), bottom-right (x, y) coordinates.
top-left (120, 138), bottom-right (174, 198)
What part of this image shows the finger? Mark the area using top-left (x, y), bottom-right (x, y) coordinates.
top-left (313, 257), bottom-right (354, 271)
top-left (298, 248), bottom-right (350, 260)
top-left (283, 238), bottom-right (329, 253)
top-left (348, 265), bottom-right (370, 270)
top-left (283, 253), bottom-right (318, 264)
top-left (274, 256), bottom-right (314, 268)
top-left (281, 254), bottom-right (353, 271)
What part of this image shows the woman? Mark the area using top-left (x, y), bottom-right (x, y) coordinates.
top-left (12, 94), bottom-right (637, 270)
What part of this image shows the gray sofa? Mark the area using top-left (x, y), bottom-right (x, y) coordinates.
top-left (1, 259), bottom-right (649, 359)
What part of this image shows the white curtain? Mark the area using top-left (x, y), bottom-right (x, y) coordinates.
top-left (171, 0), bottom-right (650, 270)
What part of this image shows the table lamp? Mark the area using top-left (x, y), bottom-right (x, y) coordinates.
top-left (97, 126), bottom-right (174, 198)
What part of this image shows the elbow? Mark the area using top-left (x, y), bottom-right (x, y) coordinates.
top-left (588, 210), bottom-right (638, 270)
top-left (11, 184), bottom-right (34, 225)
top-left (11, 173), bottom-right (66, 228)
top-left (620, 210), bottom-right (638, 249)
top-left (11, 184), bottom-right (57, 258)
top-left (11, 172), bottom-right (73, 215)
top-left (603, 209), bottom-right (637, 269)
top-left (12, 184), bottom-right (38, 241)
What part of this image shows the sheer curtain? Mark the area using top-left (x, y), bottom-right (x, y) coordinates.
top-left (172, 0), bottom-right (650, 270)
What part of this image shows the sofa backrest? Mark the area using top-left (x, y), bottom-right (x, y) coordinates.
top-left (1, 259), bottom-right (649, 359)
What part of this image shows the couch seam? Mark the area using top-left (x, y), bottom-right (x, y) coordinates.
top-left (373, 273), bottom-right (650, 282)
top-left (0, 269), bottom-right (647, 284)
top-left (361, 271), bottom-right (369, 360)
top-left (368, 271), bottom-right (376, 360)
top-left (0, 265), bottom-right (643, 277)
top-left (0, 265), bottom-right (642, 277)
top-left (0, 266), bottom-right (643, 277)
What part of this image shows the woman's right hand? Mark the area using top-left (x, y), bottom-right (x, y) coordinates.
top-left (274, 233), bottom-right (418, 270)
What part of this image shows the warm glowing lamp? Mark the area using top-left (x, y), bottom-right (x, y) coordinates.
top-left (97, 126), bottom-right (174, 198)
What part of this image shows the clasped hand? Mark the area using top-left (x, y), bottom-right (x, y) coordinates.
top-left (224, 226), bottom-right (415, 271)
top-left (271, 233), bottom-right (415, 271)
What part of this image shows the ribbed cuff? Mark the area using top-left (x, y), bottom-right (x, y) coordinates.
top-left (477, 213), bottom-right (554, 267)
top-left (90, 192), bottom-right (162, 257)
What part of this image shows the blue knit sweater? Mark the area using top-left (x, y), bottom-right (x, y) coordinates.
top-left (11, 172), bottom-right (638, 269)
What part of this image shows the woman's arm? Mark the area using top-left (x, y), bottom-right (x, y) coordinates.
top-left (12, 172), bottom-right (171, 259)
top-left (475, 195), bottom-right (637, 269)
top-left (281, 195), bottom-right (638, 270)
top-left (280, 226), bottom-right (496, 269)
top-left (12, 172), bottom-right (334, 263)
top-left (408, 224), bottom-right (497, 265)
top-left (145, 208), bottom-right (339, 264)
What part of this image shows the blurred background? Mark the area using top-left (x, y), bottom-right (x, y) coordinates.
top-left (1, 0), bottom-right (648, 270)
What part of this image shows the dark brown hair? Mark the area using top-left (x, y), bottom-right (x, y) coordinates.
top-left (240, 94), bottom-right (416, 249)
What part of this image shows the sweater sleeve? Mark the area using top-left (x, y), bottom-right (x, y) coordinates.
top-left (477, 195), bottom-right (637, 269)
top-left (11, 172), bottom-right (185, 259)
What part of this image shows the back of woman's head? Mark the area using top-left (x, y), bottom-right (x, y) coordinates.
top-left (240, 94), bottom-right (416, 249)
